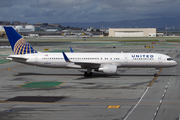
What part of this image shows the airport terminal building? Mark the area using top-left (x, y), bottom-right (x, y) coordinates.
top-left (109, 28), bottom-right (156, 37)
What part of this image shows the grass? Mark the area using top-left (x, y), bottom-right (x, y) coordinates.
top-left (20, 81), bottom-right (64, 88)
top-left (166, 40), bottom-right (180, 42)
top-left (48, 49), bottom-right (71, 52)
top-left (0, 59), bottom-right (11, 64)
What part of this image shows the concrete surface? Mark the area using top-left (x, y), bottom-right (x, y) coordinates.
top-left (0, 41), bottom-right (180, 120)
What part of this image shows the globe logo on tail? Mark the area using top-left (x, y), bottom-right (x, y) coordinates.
top-left (14, 38), bottom-right (37, 55)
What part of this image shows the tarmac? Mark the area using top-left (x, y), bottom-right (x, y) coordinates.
top-left (0, 40), bottom-right (180, 120)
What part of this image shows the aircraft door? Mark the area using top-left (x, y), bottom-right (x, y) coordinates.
top-left (124, 55), bottom-right (128, 63)
top-left (159, 56), bottom-right (162, 63)
top-left (34, 55), bottom-right (38, 62)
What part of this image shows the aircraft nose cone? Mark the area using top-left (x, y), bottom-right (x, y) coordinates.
top-left (174, 61), bottom-right (178, 66)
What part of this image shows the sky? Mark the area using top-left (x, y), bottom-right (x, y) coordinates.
top-left (0, 0), bottom-right (180, 24)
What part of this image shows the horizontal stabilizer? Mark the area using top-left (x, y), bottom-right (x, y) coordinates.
top-left (6, 56), bottom-right (28, 61)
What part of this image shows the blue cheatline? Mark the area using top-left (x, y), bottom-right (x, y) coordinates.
top-left (4, 26), bottom-right (38, 55)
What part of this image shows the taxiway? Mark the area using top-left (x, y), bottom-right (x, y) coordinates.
top-left (0, 41), bottom-right (179, 120)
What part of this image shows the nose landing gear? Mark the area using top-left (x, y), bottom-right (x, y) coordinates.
top-left (154, 68), bottom-right (161, 77)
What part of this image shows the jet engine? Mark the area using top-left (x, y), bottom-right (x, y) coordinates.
top-left (96, 64), bottom-right (117, 75)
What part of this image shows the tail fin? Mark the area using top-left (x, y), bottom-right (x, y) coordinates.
top-left (4, 26), bottom-right (37, 55)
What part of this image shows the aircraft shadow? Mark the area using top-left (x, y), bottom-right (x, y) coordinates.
top-left (15, 72), bottom-right (179, 80)
top-left (15, 73), bottom-right (83, 77)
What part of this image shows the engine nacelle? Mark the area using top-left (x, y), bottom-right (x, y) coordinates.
top-left (97, 64), bottom-right (117, 75)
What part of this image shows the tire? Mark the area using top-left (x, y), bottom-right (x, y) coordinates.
top-left (154, 74), bottom-right (158, 77)
top-left (84, 72), bottom-right (88, 77)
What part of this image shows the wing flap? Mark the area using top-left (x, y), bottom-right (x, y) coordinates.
top-left (74, 62), bottom-right (101, 68)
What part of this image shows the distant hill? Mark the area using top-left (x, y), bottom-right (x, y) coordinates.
top-left (60, 16), bottom-right (180, 29)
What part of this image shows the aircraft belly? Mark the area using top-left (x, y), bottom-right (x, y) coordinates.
top-left (26, 62), bottom-right (68, 68)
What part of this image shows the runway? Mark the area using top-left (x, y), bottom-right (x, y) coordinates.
top-left (0, 41), bottom-right (180, 120)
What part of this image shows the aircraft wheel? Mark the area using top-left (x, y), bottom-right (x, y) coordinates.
top-left (154, 74), bottom-right (158, 77)
top-left (84, 72), bottom-right (88, 77)
top-left (88, 72), bottom-right (92, 77)
top-left (84, 72), bottom-right (92, 77)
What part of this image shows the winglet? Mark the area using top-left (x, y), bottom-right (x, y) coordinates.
top-left (62, 52), bottom-right (71, 62)
top-left (70, 47), bottom-right (74, 53)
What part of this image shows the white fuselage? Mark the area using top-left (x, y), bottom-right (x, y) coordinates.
top-left (8, 52), bottom-right (177, 69)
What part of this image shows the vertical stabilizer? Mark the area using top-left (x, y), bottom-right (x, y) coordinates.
top-left (4, 26), bottom-right (37, 55)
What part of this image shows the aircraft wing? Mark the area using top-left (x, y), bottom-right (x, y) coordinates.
top-left (74, 62), bottom-right (101, 69)
top-left (62, 52), bottom-right (101, 68)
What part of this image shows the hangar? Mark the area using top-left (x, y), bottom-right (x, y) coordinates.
top-left (109, 28), bottom-right (156, 37)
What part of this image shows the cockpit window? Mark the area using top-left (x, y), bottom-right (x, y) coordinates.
top-left (167, 58), bottom-right (173, 61)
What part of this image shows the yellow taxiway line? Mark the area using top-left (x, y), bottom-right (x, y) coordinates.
top-left (148, 68), bottom-right (163, 87)
top-left (7, 65), bottom-right (26, 73)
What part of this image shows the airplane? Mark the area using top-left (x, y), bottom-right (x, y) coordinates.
top-left (4, 26), bottom-right (177, 77)
top-left (63, 32), bottom-right (85, 37)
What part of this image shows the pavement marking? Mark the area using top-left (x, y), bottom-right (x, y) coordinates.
top-left (124, 87), bottom-right (149, 120)
top-left (19, 81), bottom-right (65, 88)
top-left (0, 60), bottom-right (12, 64)
top-left (107, 105), bottom-right (120, 109)
top-left (0, 64), bottom-right (25, 73)
top-left (55, 82), bottom-right (66, 87)
top-left (0, 101), bottom-right (180, 105)
top-left (0, 68), bottom-right (8, 72)
top-left (148, 68), bottom-right (163, 87)
top-left (7, 65), bottom-right (26, 73)
top-left (153, 73), bottom-right (173, 120)
top-left (124, 68), bottom-right (164, 120)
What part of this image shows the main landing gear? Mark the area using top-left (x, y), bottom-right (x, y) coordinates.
top-left (84, 68), bottom-right (93, 77)
top-left (84, 72), bottom-right (93, 77)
